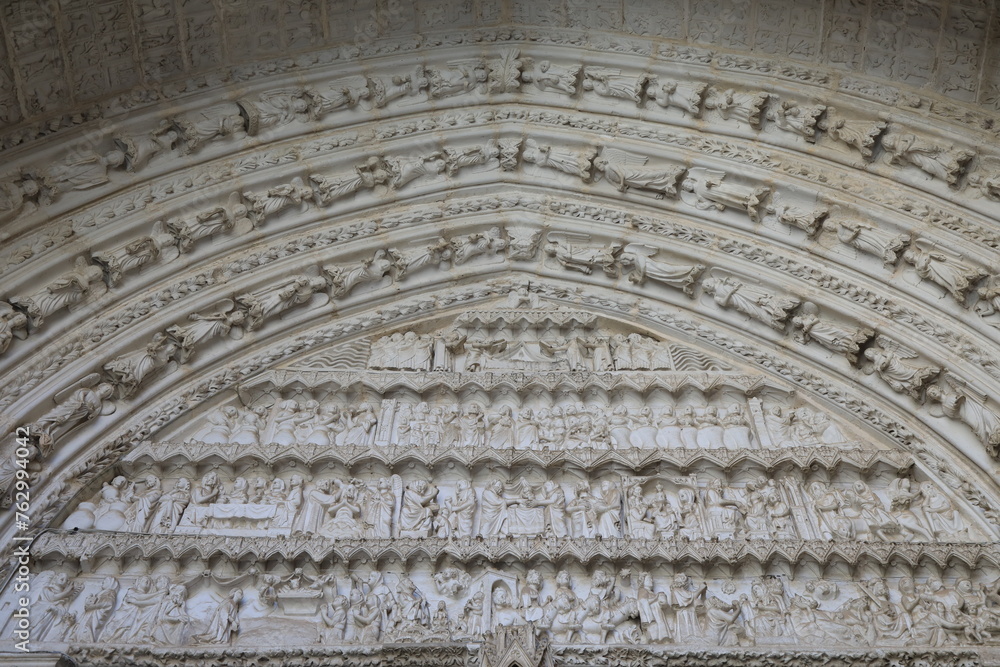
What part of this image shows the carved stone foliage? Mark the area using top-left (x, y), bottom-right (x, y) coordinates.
top-left (5, 262), bottom-right (1000, 665)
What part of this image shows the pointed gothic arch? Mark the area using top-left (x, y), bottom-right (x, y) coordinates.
top-left (1, 2), bottom-right (1000, 665)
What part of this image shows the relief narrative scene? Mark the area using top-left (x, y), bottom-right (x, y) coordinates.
top-left (1, 0), bottom-right (1000, 666)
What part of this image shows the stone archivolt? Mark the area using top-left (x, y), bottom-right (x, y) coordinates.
top-left (1, 13), bottom-right (1000, 667)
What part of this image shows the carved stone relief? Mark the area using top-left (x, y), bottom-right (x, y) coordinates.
top-left (2, 11), bottom-right (1000, 666)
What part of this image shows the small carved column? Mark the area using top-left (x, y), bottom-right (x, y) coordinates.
top-left (748, 397), bottom-right (772, 449)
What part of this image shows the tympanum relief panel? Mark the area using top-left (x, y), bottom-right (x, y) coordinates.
top-left (14, 305), bottom-right (996, 659)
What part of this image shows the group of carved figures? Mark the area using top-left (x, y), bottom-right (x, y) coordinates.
top-left (8, 273), bottom-right (999, 470)
top-left (66, 468), bottom-right (973, 544)
top-left (2, 47), bottom-right (986, 233)
top-left (627, 475), bottom-right (973, 544)
top-left (25, 567), bottom-right (1000, 648)
top-left (27, 572), bottom-right (192, 646)
top-left (368, 330), bottom-right (702, 373)
top-left (4, 119), bottom-right (992, 363)
top-left (189, 398), bottom-right (851, 452)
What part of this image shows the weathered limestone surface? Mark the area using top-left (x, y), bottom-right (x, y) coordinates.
top-left (1, 2), bottom-right (1000, 666)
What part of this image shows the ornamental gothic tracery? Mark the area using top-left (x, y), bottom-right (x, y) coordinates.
top-left (1, 1), bottom-right (1000, 667)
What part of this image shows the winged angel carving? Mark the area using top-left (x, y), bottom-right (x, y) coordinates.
top-left (862, 336), bottom-right (940, 398)
top-left (618, 244), bottom-right (705, 297)
top-left (902, 239), bottom-right (986, 303)
top-left (680, 167), bottom-right (769, 221)
top-left (927, 374), bottom-right (1000, 457)
top-left (701, 270), bottom-right (800, 331)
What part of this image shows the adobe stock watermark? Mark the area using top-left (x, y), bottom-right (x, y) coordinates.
top-left (9, 426), bottom-right (34, 652)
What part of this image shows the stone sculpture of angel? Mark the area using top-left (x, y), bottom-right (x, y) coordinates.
top-left (701, 272), bottom-right (800, 331)
top-left (791, 302), bottom-right (873, 363)
top-left (862, 336), bottom-right (940, 398)
top-left (902, 239), bottom-right (986, 303)
top-left (593, 148), bottom-right (684, 198)
top-left (618, 244), bottom-right (705, 297)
